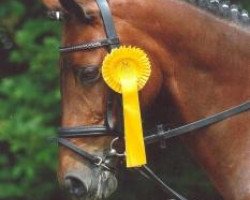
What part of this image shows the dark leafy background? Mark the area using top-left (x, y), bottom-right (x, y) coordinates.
top-left (0, 0), bottom-right (249, 200)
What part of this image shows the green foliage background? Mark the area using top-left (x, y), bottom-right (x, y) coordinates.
top-left (0, 0), bottom-right (249, 200)
top-left (0, 1), bottom-right (61, 199)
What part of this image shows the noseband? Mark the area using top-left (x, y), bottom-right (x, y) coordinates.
top-left (54, 0), bottom-right (250, 199)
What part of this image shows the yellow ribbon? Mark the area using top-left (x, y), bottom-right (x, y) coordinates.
top-left (102, 46), bottom-right (151, 167)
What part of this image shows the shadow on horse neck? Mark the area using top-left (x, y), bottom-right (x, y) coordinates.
top-left (42, 0), bottom-right (250, 199)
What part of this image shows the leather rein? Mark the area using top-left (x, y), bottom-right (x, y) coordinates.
top-left (54, 0), bottom-right (250, 199)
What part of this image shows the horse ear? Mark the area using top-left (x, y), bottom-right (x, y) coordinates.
top-left (42, 0), bottom-right (61, 9)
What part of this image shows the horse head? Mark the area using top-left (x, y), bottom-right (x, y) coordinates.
top-left (43, 0), bottom-right (163, 199)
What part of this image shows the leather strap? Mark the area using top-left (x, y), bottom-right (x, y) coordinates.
top-left (58, 138), bottom-right (101, 164)
top-left (136, 166), bottom-right (188, 200)
top-left (105, 89), bottom-right (117, 131)
top-left (96, 0), bottom-right (120, 49)
top-left (145, 101), bottom-right (250, 144)
top-left (58, 137), bottom-right (114, 171)
top-left (58, 125), bottom-right (108, 137)
top-left (59, 38), bottom-right (119, 53)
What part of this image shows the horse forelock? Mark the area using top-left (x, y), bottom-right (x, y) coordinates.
top-left (182, 0), bottom-right (249, 26)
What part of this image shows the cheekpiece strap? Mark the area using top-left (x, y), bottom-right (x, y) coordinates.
top-left (96, 0), bottom-right (120, 49)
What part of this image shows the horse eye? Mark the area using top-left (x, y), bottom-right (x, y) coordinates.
top-left (75, 66), bottom-right (101, 85)
top-left (47, 10), bottom-right (65, 21)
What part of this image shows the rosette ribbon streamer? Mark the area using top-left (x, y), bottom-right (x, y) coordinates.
top-left (102, 46), bottom-right (151, 167)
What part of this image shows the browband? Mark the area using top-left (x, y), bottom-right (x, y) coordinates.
top-left (59, 38), bottom-right (119, 53)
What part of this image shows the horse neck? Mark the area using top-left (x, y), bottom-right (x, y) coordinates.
top-left (118, 1), bottom-right (250, 199)
top-left (118, 1), bottom-right (250, 198)
top-left (117, 0), bottom-right (250, 119)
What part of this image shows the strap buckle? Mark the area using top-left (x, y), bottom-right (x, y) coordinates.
top-left (157, 124), bottom-right (167, 149)
top-left (109, 137), bottom-right (125, 157)
top-left (94, 156), bottom-right (112, 171)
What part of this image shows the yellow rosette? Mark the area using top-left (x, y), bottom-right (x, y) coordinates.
top-left (102, 46), bottom-right (151, 167)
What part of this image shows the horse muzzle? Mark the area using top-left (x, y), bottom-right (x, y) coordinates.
top-left (63, 168), bottom-right (118, 200)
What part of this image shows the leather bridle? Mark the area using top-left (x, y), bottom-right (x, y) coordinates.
top-left (58, 0), bottom-right (122, 171)
top-left (53, 0), bottom-right (250, 199)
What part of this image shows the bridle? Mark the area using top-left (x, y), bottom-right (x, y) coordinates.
top-left (53, 0), bottom-right (250, 199)
top-left (58, 0), bottom-right (122, 170)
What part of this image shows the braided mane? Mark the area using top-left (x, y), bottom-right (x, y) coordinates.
top-left (184, 0), bottom-right (249, 26)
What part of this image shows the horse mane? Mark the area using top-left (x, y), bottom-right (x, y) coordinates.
top-left (53, 0), bottom-right (249, 26)
top-left (183, 0), bottom-right (249, 26)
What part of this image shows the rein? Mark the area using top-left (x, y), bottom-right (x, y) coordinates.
top-left (55, 0), bottom-right (250, 199)
top-left (145, 101), bottom-right (250, 144)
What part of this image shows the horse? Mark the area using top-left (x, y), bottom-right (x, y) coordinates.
top-left (42, 0), bottom-right (250, 199)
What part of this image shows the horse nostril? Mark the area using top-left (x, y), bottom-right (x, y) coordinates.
top-left (64, 176), bottom-right (88, 198)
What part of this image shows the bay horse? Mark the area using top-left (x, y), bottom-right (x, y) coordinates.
top-left (42, 0), bottom-right (250, 199)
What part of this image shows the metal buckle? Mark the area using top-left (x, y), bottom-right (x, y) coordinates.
top-left (109, 137), bottom-right (125, 157)
top-left (157, 125), bottom-right (167, 149)
top-left (94, 156), bottom-right (103, 166)
top-left (94, 156), bottom-right (112, 171)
